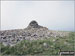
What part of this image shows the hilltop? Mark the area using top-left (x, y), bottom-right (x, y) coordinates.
top-left (0, 20), bottom-right (70, 46)
top-left (0, 20), bottom-right (75, 55)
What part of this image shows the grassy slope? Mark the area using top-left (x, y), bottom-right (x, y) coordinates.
top-left (0, 32), bottom-right (75, 55)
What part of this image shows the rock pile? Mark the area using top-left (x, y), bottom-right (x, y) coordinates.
top-left (0, 20), bottom-right (69, 46)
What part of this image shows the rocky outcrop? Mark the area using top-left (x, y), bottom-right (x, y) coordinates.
top-left (0, 20), bottom-right (69, 46)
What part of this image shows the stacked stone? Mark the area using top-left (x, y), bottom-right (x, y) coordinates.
top-left (0, 20), bottom-right (69, 46)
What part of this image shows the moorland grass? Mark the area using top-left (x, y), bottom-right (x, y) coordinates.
top-left (0, 32), bottom-right (75, 55)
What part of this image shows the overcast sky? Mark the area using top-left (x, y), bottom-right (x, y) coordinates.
top-left (1, 1), bottom-right (74, 31)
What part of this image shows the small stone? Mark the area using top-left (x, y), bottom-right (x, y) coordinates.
top-left (53, 39), bottom-right (55, 42)
top-left (43, 42), bottom-right (48, 48)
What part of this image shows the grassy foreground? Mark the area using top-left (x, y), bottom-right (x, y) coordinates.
top-left (0, 32), bottom-right (75, 55)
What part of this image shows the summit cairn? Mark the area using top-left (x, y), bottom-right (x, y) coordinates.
top-left (27, 20), bottom-right (43, 29)
top-left (29, 20), bottom-right (38, 28)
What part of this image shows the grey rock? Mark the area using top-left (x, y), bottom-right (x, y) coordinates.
top-left (43, 42), bottom-right (48, 48)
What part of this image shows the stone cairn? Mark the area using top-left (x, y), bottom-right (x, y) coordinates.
top-left (0, 20), bottom-right (69, 46)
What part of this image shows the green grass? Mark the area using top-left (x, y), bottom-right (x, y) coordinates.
top-left (0, 32), bottom-right (75, 55)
